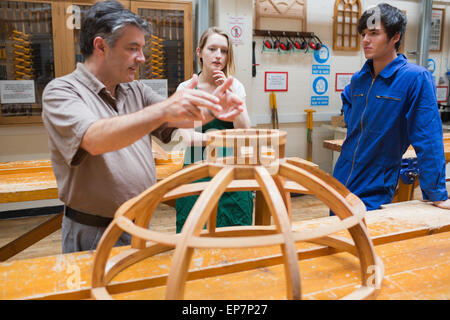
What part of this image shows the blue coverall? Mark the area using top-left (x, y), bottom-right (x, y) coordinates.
top-left (333, 54), bottom-right (448, 211)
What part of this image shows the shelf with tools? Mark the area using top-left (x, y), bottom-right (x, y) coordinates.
top-left (253, 29), bottom-right (323, 52)
top-left (0, 0), bottom-right (193, 125)
top-left (131, 0), bottom-right (193, 96)
top-left (0, 0), bottom-right (56, 124)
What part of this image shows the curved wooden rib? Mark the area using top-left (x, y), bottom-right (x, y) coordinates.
top-left (161, 179), bottom-right (311, 207)
top-left (279, 162), bottom-right (364, 220)
top-left (283, 180), bottom-right (310, 194)
top-left (127, 163), bottom-right (211, 248)
top-left (342, 286), bottom-right (376, 300)
top-left (273, 175), bottom-right (292, 220)
top-left (254, 166), bottom-right (301, 300)
top-left (199, 225), bottom-right (277, 237)
top-left (165, 166), bottom-right (235, 299)
top-left (103, 242), bottom-right (175, 285)
top-left (104, 248), bottom-right (139, 274)
top-left (92, 164), bottom-right (211, 290)
top-left (346, 222), bottom-right (383, 299)
top-left (91, 148), bottom-right (382, 300)
top-left (102, 226), bottom-right (280, 293)
top-left (117, 162), bottom-right (209, 221)
top-left (116, 216), bottom-right (178, 246)
top-left (91, 287), bottom-right (113, 300)
top-left (341, 255), bottom-right (384, 299)
top-left (91, 221), bottom-right (126, 288)
top-left (189, 215), bottom-right (359, 250)
top-left (89, 240), bottom-right (377, 300)
top-left (188, 233), bottom-right (284, 248)
top-left (308, 235), bottom-right (358, 257)
top-left (292, 216), bottom-right (359, 243)
top-left (286, 157), bottom-right (350, 196)
top-left (285, 158), bottom-right (366, 216)
top-left (279, 162), bottom-right (382, 299)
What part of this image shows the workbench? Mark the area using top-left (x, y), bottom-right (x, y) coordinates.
top-left (0, 157), bottom-right (314, 261)
top-left (323, 132), bottom-right (450, 162)
top-left (0, 159), bottom-right (184, 261)
top-left (0, 200), bottom-right (448, 300)
top-left (323, 132), bottom-right (450, 202)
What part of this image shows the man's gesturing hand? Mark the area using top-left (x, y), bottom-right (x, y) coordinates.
top-left (211, 76), bottom-right (244, 122)
top-left (163, 74), bottom-right (223, 122)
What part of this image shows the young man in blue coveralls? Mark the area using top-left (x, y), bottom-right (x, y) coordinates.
top-left (332, 3), bottom-right (450, 211)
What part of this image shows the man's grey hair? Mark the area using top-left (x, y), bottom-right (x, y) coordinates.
top-left (80, 0), bottom-right (149, 58)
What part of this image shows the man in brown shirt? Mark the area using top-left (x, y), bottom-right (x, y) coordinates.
top-left (42, 0), bottom-right (244, 253)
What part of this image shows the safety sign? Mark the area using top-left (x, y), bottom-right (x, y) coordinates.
top-left (311, 44), bottom-right (330, 106)
top-left (427, 58), bottom-right (436, 74)
top-left (228, 16), bottom-right (245, 46)
top-left (313, 45), bottom-right (330, 64)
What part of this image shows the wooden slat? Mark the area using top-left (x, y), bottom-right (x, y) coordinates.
top-left (324, 133), bottom-right (450, 156)
top-left (0, 159), bottom-right (183, 204)
top-left (0, 213), bottom-right (62, 262)
top-left (1, 200), bottom-right (449, 300)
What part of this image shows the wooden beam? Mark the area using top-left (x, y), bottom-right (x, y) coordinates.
top-left (0, 213), bottom-right (62, 262)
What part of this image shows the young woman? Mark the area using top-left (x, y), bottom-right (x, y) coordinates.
top-left (175, 27), bottom-right (253, 233)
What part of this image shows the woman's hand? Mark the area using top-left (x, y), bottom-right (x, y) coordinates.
top-left (212, 70), bottom-right (227, 86)
top-left (212, 76), bottom-right (244, 122)
top-left (164, 74), bottom-right (223, 122)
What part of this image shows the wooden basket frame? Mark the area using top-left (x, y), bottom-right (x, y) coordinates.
top-left (91, 129), bottom-right (384, 300)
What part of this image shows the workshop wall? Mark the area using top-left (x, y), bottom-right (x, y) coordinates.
top-left (213, 0), bottom-right (450, 172)
top-left (1, 0), bottom-right (449, 173)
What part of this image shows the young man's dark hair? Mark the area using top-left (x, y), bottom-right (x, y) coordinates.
top-left (79, 0), bottom-right (149, 58)
top-left (357, 3), bottom-right (407, 51)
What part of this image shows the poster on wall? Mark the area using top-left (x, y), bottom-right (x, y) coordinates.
top-left (335, 73), bottom-right (353, 92)
top-left (265, 72), bottom-right (288, 92)
top-left (430, 8), bottom-right (445, 52)
top-left (427, 58), bottom-right (437, 84)
top-left (228, 16), bottom-right (245, 46)
top-left (140, 79), bottom-right (168, 98)
top-left (310, 44), bottom-right (330, 106)
top-left (0, 80), bottom-right (36, 104)
top-left (437, 86), bottom-right (449, 103)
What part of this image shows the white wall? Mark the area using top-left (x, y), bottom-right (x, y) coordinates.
top-left (1, 0), bottom-right (449, 170)
top-left (212, 0), bottom-right (450, 173)
top-left (0, 126), bottom-right (50, 162)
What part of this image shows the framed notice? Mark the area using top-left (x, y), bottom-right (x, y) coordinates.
top-left (265, 72), bottom-right (288, 92)
top-left (228, 16), bottom-right (245, 46)
top-left (335, 73), bottom-right (353, 92)
top-left (0, 80), bottom-right (36, 104)
top-left (430, 8), bottom-right (445, 52)
top-left (140, 79), bottom-right (168, 98)
top-left (437, 86), bottom-right (449, 103)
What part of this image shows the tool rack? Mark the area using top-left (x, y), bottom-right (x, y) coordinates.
top-left (0, 0), bottom-right (193, 125)
top-left (0, 1), bottom-right (54, 123)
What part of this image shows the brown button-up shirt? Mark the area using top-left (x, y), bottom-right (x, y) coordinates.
top-left (42, 63), bottom-right (175, 218)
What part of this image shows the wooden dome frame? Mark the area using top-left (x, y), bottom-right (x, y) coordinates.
top-left (91, 129), bottom-right (384, 300)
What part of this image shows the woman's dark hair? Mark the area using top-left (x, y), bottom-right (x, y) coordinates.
top-left (79, 0), bottom-right (149, 58)
top-left (357, 3), bottom-right (407, 51)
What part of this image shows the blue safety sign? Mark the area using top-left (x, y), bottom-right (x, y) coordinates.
top-left (312, 65), bottom-right (330, 75)
top-left (311, 96), bottom-right (329, 106)
top-left (313, 45), bottom-right (330, 64)
top-left (427, 58), bottom-right (436, 74)
top-left (312, 76), bottom-right (328, 95)
top-left (310, 44), bottom-right (331, 107)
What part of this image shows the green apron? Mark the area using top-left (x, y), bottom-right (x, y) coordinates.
top-left (175, 118), bottom-right (253, 233)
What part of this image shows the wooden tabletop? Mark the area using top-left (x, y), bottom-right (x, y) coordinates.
top-left (1, 200), bottom-right (448, 300)
top-left (0, 159), bottom-right (184, 204)
top-left (323, 132), bottom-right (450, 161)
top-left (0, 157), bottom-right (185, 261)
